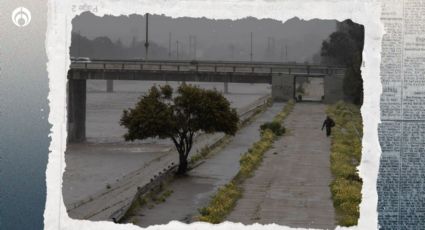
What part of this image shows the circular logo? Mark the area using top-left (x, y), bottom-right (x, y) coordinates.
top-left (12, 7), bottom-right (31, 27)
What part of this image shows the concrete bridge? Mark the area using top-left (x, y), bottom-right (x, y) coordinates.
top-left (68, 59), bottom-right (346, 142)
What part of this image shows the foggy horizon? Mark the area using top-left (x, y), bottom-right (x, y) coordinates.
top-left (71, 12), bottom-right (338, 63)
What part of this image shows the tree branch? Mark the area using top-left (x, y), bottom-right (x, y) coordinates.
top-left (171, 136), bottom-right (183, 156)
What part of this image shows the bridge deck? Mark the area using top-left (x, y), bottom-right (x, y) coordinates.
top-left (68, 60), bottom-right (344, 83)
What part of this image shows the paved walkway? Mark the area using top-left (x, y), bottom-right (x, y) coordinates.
top-left (129, 103), bottom-right (284, 227)
top-left (227, 103), bottom-right (336, 229)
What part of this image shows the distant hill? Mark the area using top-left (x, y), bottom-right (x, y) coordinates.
top-left (71, 12), bottom-right (337, 63)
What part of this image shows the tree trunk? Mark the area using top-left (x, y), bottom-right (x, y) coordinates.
top-left (176, 153), bottom-right (188, 175)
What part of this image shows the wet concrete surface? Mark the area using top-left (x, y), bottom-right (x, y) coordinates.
top-left (63, 143), bottom-right (171, 204)
top-left (128, 103), bottom-right (284, 227)
top-left (227, 103), bottom-right (336, 229)
top-left (65, 132), bottom-right (225, 221)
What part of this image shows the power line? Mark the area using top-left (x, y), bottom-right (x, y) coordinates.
top-left (168, 32), bottom-right (172, 58)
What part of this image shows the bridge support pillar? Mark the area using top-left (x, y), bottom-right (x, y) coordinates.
top-left (68, 79), bottom-right (86, 142)
top-left (224, 81), bottom-right (229, 94)
top-left (106, 80), bottom-right (114, 93)
top-left (272, 74), bottom-right (294, 102)
top-left (323, 72), bottom-right (344, 104)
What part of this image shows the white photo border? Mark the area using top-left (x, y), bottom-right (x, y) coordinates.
top-left (44, 0), bottom-right (383, 229)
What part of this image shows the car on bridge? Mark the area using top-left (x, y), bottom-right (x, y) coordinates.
top-left (71, 57), bottom-right (91, 63)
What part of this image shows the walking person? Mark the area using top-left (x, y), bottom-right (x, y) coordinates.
top-left (322, 116), bottom-right (335, 137)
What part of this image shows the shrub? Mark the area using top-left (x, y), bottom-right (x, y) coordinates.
top-left (260, 121), bottom-right (285, 136)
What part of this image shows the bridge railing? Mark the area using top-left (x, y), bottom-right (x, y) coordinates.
top-left (70, 59), bottom-right (346, 76)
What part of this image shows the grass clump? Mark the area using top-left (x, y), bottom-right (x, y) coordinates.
top-left (326, 101), bottom-right (363, 226)
top-left (198, 182), bottom-right (242, 223)
top-left (236, 130), bottom-right (275, 181)
top-left (197, 100), bottom-right (294, 223)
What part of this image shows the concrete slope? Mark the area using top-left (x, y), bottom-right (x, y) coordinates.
top-left (129, 103), bottom-right (284, 227)
top-left (64, 94), bottom-right (270, 221)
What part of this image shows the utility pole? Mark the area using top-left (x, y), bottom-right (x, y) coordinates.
top-left (280, 43), bottom-right (284, 62)
top-left (78, 30), bottom-right (81, 57)
top-left (176, 40), bottom-right (179, 60)
top-left (187, 35), bottom-right (197, 59)
top-left (144, 13), bottom-right (149, 60)
top-left (168, 32), bottom-right (172, 58)
top-left (266, 37), bottom-right (271, 61)
top-left (285, 44), bottom-right (288, 62)
top-left (189, 35), bottom-right (193, 59)
top-left (230, 43), bottom-right (235, 60)
top-left (250, 32), bottom-right (253, 62)
top-left (267, 37), bottom-right (271, 50)
top-left (194, 36), bottom-right (197, 59)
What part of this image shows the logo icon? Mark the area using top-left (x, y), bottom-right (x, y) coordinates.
top-left (12, 7), bottom-right (31, 27)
